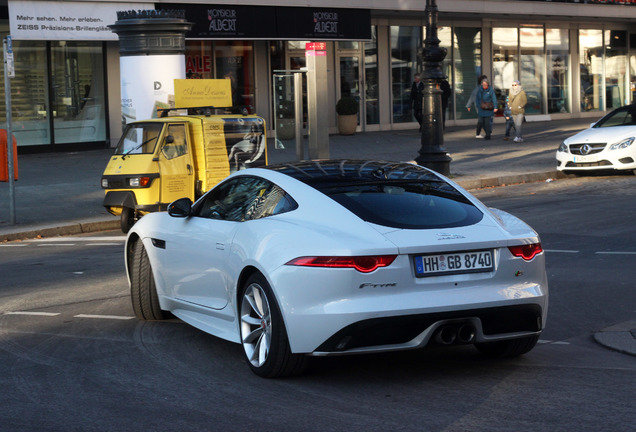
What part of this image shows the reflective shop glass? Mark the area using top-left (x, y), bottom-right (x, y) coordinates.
top-left (0, 39), bottom-right (107, 148)
top-left (390, 26), bottom-right (420, 124)
top-left (185, 41), bottom-right (255, 112)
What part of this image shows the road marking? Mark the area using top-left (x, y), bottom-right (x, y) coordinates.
top-left (596, 251), bottom-right (636, 255)
top-left (545, 250), bottom-right (579, 253)
top-left (37, 243), bottom-right (75, 247)
top-left (5, 311), bottom-right (60, 316)
top-left (538, 339), bottom-right (570, 345)
top-left (25, 237), bottom-right (125, 243)
top-left (74, 314), bottom-right (135, 320)
top-left (0, 244), bottom-right (27, 247)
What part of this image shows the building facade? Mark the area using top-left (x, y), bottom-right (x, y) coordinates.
top-left (1, 0), bottom-right (635, 150)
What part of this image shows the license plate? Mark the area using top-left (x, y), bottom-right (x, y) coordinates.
top-left (573, 155), bottom-right (597, 163)
top-left (414, 250), bottom-right (494, 277)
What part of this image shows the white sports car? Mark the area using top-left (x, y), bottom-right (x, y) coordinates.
top-left (557, 104), bottom-right (636, 173)
top-left (125, 160), bottom-right (548, 377)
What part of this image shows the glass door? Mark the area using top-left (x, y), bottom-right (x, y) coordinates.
top-left (337, 42), bottom-right (362, 131)
top-left (50, 41), bottom-right (106, 145)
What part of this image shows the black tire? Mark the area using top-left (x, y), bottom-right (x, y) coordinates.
top-left (239, 273), bottom-right (307, 378)
top-left (130, 240), bottom-right (166, 321)
top-left (475, 334), bottom-right (540, 358)
top-left (121, 206), bottom-right (135, 234)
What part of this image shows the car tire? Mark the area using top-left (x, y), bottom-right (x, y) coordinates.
top-left (121, 206), bottom-right (135, 234)
top-left (475, 334), bottom-right (540, 358)
top-left (239, 273), bottom-right (307, 378)
top-left (130, 240), bottom-right (166, 321)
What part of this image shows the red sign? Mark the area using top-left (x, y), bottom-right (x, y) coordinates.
top-left (305, 42), bottom-right (327, 51)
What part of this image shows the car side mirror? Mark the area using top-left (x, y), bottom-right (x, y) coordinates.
top-left (168, 197), bottom-right (193, 218)
top-left (165, 135), bottom-right (175, 144)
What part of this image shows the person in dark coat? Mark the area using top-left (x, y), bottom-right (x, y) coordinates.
top-left (440, 79), bottom-right (451, 129)
top-left (474, 78), bottom-right (498, 140)
top-left (411, 73), bottom-right (424, 131)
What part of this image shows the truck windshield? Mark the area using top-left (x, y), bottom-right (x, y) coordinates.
top-left (114, 123), bottom-right (164, 156)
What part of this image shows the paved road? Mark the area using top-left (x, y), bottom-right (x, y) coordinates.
top-left (1, 175), bottom-right (635, 432)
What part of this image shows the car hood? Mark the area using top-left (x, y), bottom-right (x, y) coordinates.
top-left (565, 126), bottom-right (636, 144)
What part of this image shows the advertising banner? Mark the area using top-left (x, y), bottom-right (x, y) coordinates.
top-left (8, 0), bottom-right (150, 41)
top-left (174, 79), bottom-right (233, 109)
top-left (121, 55), bottom-right (186, 125)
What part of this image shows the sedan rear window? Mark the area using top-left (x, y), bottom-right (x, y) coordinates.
top-left (269, 160), bottom-right (484, 229)
top-left (322, 181), bottom-right (483, 229)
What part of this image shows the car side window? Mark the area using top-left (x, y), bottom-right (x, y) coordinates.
top-left (161, 124), bottom-right (188, 160)
top-left (194, 176), bottom-right (297, 222)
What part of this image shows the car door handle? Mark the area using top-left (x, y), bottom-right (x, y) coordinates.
top-left (187, 164), bottom-right (193, 175)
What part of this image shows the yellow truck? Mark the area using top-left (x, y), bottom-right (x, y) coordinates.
top-left (101, 112), bottom-right (267, 232)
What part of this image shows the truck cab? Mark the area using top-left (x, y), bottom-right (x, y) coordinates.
top-left (101, 113), bottom-right (266, 232)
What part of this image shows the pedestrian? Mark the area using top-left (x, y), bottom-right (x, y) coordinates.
top-left (466, 74), bottom-right (487, 137)
top-left (466, 74), bottom-right (487, 112)
top-left (503, 96), bottom-right (516, 140)
top-left (509, 80), bottom-right (527, 142)
top-left (440, 78), bottom-right (451, 129)
top-left (411, 73), bottom-right (424, 131)
top-left (474, 78), bottom-right (498, 140)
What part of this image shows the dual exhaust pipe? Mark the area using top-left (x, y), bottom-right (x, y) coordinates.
top-left (433, 324), bottom-right (476, 345)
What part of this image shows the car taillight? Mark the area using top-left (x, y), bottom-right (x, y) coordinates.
top-left (508, 243), bottom-right (543, 261)
top-left (286, 255), bottom-right (397, 273)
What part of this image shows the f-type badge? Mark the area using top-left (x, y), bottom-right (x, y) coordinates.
top-left (436, 232), bottom-right (466, 240)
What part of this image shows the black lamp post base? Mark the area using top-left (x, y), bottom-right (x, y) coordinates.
top-left (414, 152), bottom-right (452, 176)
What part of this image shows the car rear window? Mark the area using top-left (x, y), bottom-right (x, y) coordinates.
top-left (269, 160), bottom-right (483, 229)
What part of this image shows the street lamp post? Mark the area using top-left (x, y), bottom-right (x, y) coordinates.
top-left (414, 0), bottom-right (452, 176)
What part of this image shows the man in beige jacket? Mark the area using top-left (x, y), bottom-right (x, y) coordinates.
top-left (509, 80), bottom-right (527, 142)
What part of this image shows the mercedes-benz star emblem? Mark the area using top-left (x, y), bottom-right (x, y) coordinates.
top-left (580, 144), bottom-right (591, 155)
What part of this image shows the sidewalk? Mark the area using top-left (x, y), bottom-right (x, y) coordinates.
top-left (1, 116), bottom-right (634, 357)
top-left (0, 116), bottom-right (591, 241)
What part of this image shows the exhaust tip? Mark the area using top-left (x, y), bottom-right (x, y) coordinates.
top-left (457, 324), bottom-right (476, 343)
top-left (434, 326), bottom-right (457, 345)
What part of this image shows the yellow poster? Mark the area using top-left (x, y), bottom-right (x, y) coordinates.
top-left (174, 79), bottom-right (233, 109)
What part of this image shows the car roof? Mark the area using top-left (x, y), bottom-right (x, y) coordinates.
top-left (265, 160), bottom-right (443, 186)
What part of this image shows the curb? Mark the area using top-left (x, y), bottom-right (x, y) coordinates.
top-left (1, 170), bottom-right (563, 242)
top-left (1, 220), bottom-right (120, 242)
top-left (593, 321), bottom-right (636, 356)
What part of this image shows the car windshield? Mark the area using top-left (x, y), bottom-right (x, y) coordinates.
top-left (593, 106), bottom-right (636, 128)
top-left (269, 160), bottom-right (484, 229)
top-left (114, 123), bottom-right (164, 155)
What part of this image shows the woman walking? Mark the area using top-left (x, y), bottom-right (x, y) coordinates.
top-left (509, 80), bottom-right (527, 142)
top-left (474, 78), bottom-right (498, 140)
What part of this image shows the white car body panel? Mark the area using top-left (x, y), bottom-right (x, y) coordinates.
top-left (556, 109), bottom-right (636, 172)
top-left (126, 161), bottom-right (548, 358)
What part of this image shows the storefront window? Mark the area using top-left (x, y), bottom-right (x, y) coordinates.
top-left (185, 41), bottom-right (255, 112)
top-left (631, 33), bottom-right (636, 104)
top-left (365, 27), bottom-right (379, 125)
top-left (439, 26), bottom-right (453, 122)
top-left (390, 26), bottom-right (421, 123)
top-left (605, 30), bottom-right (627, 110)
top-left (493, 27), bottom-right (518, 112)
top-left (0, 40), bottom-right (106, 148)
top-left (546, 28), bottom-right (570, 113)
top-left (580, 29), bottom-right (603, 112)
top-left (50, 41), bottom-right (106, 145)
top-left (454, 27), bottom-right (481, 120)
top-left (520, 26), bottom-right (545, 115)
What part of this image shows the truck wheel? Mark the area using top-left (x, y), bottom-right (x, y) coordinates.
top-left (239, 273), bottom-right (307, 378)
top-left (130, 240), bottom-right (165, 321)
top-left (121, 207), bottom-right (135, 233)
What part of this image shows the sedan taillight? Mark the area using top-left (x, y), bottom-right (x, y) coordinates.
top-left (508, 243), bottom-right (543, 261)
top-left (286, 255), bottom-right (397, 273)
